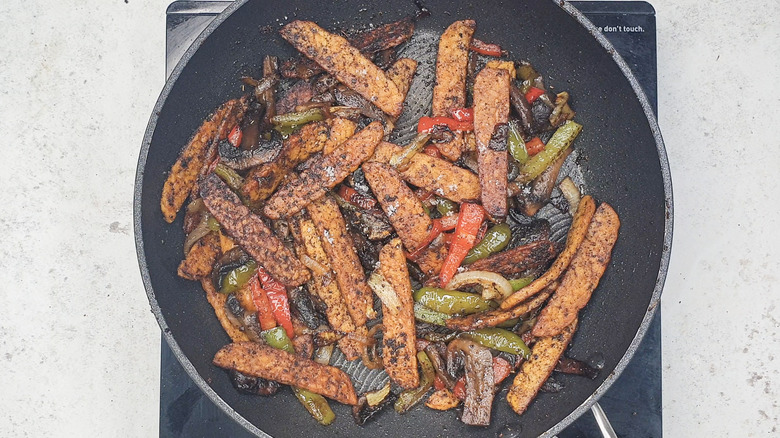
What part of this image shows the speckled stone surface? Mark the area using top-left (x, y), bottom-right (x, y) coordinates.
top-left (0, 0), bottom-right (778, 437)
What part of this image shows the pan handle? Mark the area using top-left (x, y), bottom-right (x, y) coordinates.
top-left (590, 402), bottom-right (618, 438)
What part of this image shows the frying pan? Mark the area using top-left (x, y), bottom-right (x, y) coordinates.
top-left (134, 0), bottom-right (672, 436)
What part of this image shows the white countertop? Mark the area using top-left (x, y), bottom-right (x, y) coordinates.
top-left (0, 0), bottom-right (778, 436)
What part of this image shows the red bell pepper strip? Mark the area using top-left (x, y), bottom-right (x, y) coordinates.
top-left (256, 266), bottom-right (295, 339)
top-left (417, 116), bottom-right (473, 134)
top-left (434, 375), bottom-right (447, 391)
top-left (524, 87), bottom-right (546, 104)
top-left (407, 219), bottom-right (443, 260)
top-left (525, 137), bottom-right (545, 156)
top-left (450, 107), bottom-right (473, 123)
top-left (337, 185), bottom-right (377, 210)
top-left (248, 275), bottom-right (277, 331)
top-left (453, 377), bottom-right (466, 400)
top-left (469, 38), bottom-right (504, 57)
top-left (228, 124), bottom-right (243, 147)
top-left (439, 214), bottom-right (458, 231)
top-left (423, 145), bottom-right (443, 159)
top-left (439, 203), bottom-right (485, 287)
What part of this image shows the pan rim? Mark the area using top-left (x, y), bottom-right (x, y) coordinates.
top-left (133, 1), bottom-right (673, 436)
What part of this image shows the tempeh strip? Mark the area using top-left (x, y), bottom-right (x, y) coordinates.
top-left (506, 318), bottom-right (577, 415)
top-left (280, 21), bottom-right (404, 117)
top-left (473, 67), bottom-right (510, 220)
top-left (200, 173), bottom-right (310, 286)
top-left (445, 283), bottom-right (557, 331)
top-left (308, 195), bottom-right (376, 327)
top-left (500, 195), bottom-right (597, 309)
top-left (322, 117), bottom-right (356, 155)
top-left (532, 203), bottom-right (620, 337)
top-left (213, 342), bottom-right (358, 405)
top-left (385, 58), bottom-right (418, 102)
top-left (376, 238), bottom-right (419, 389)
top-left (177, 232), bottom-right (221, 280)
top-left (263, 121), bottom-right (383, 219)
top-left (371, 141), bottom-right (480, 203)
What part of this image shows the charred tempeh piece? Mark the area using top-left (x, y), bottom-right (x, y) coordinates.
top-left (200, 173), bottom-right (310, 286)
top-left (500, 195), bottom-right (596, 309)
top-left (263, 121), bottom-right (383, 219)
top-left (385, 58), bottom-right (418, 103)
top-left (308, 195), bottom-right (376, 327)
top-left (376, 238), bottom-right (419, 389)
top-left (507, 319), bottom-right (577, 415)
top-left (466, 239), bottom-right (558, 277)
top-left (473, 67), bottom-right (511, 221)
top-left (348, 16), bottom-right (415, 55)
top-left (213, 342), bottom-right (358, 405)
top-left (177, 232), bottom-right (221, 280)
top-left (371, 141), bottom-right (481, 203)
top-left (161, 99), bottom-right (243, 223)
top-left (280, 21), bottom-right (405, 117)
top-left (532, 203), bottom-right (620, 337)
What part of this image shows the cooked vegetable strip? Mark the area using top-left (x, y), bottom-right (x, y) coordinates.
top-left (177, 232), bottom-right (220, 280)
top-left (308, 195), bottom-right (376, 327)
top-left (507, 319), bottom-right (577, 415)
top-left (322, 117), bottom-right (356, 155)
top-left (241, 121), bottom-right (331, 204)
top-left (200, 173), bottom-right (310, 286)
top-left (264, 121), bottom-right (383, 219)
top-left (161, 99), bottom-right (239, 223)
top-left (213, 342), bottom-right (358, 405)
top-left (500, 195), bottom-right (597, 309)
top-left (445, 284), bottom-right (556, 330)
top-left (532, 203), bottom-right (620, 337)
top-left (473, 67), bottom-right (511, 220)
top-left (517, 120), bottom-right (582, 183)
top-left (395, 351), bottom-right (435, 413)
top-left (466, 239), bottom-right (558, 277)
top-left (375, 238), bottom-right (419, 389)
top-left (439, 203), bottom-right (485, 287)
top-left (385, 58), bottom-right (418, 101)
top-left (279, 21), bottom-right (405, 117)
top-left (371, 141), bottom-right (481, 203)
top-left (200, 279), bottom-right (251, 343)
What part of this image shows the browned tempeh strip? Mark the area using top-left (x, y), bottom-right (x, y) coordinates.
top-left (385, 58), bottom-right (418, 101)
top-left (213, 342), bottom-right (358, 405)
top-left (308, 195), bottom-right (376, 327)
top-left (280, 21), bottom-right (404, 117)
top-left (200, 173), bottom-right (310, 286)
top-left (376, 238), bottom-right (419, 389)
top-left (473, 67), bottom-right (510, 220)
top-left (466, 239), bottom-right (558, 277)
top-left (445, 283), bottom-right (557, 331)
top-left (362, 161), bottom-right (433, 252)
top-left (413, 236), bottom-right (448, 278)
top-left (177, 232), bottom-right (221, 280)
top-left (435, 133), bottom-right (466, 162)
top-left (322, 117), bottom-right (357, 155)
top-left (507, 319), bottom-right (577, 415)
top-left (532, 203), bottom-right (620, 337)
top-left (371, 141), bottom-right (481, 203)
top-left (200, 279), bottom-right (251, 343)
top-left (500, 195), bottom-right (597, 309)
top-left (161, 99), bottom-right (238, 223)
top-left (432, 20), bottom-right (475, 117)
top-left (263, 121), bottom-right (383, 219)
top-left (241, 121), bottom-right (331, 204)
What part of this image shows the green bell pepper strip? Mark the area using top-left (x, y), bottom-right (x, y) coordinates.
top-left (394, 351), bottom-right (435, 414)
top-left (509, 276), bottom-right (535, 291)
top-left (507, 121), bottom-right (529, 165)
top-left (214, 163), bottom-right (245, 193)
top-left (461, 328), bottom-right (531, 359)
top-left (435, 198), bottom-right (458, 217)
top-left (413, 287), bottom-right (496, 315)
top-left (219, 260), bottom-right (257, 294)
top-left (518, 120), bottom-right (582, 183)
top-left (413, 303), bottom-right (450, 326)
top-left (262, 327), bottom-right (336, 426)
top-left (496, 317), bottom-right (520, 329)
top-left (270, 108), bottom-right (324, 127)
top-left (463, 223), bottom-right (512, 264)
top-left (206, 216), bottom-right (221, 232)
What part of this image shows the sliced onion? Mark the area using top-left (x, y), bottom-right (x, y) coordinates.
top-left (300, 254), bottom-right (329, 277)
top-left (367, 271), bottom-right (402, 315)
top-left (446, 271), bottom-right (513, 301)
top-left (559, 176), bottom-right (581, 213)
top-left (313, 345), bottom-right (334, 365)
top-left (365, 382), bottom-right (391, 407)
top-left (183, 214), bottom-right (212, 255)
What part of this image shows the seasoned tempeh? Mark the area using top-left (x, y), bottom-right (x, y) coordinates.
top-left (507, 319), bottom-right (577, 415)
top-left (308, 195), bottom-right (376, 327)
top-left (376, 238), bottom-right (419, 389)
top-left (473, 67), bottom-right (510, 220)
top-left (432, 20), bottom-right (475, 118)
top-left (177, 232), bottom-right (221, 280)
top-left (385, 58), bottom-right (418, 102)
top-left (322, 117), bottom-right (357, 155)
top-left (263, 121), bottom-right (383, 219)
top-left (200, 173), bottom-right (310, 286)
top-left (500, 195), bottom-right (596, 309)
top-left (532, 203), bottom-right (620, 337)
top-left (280, 21), bottom-right (405, 117)
top-left (371, 141), bottom-right (480, 203)
top-left (213, 342), bottom-right (358, 405)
